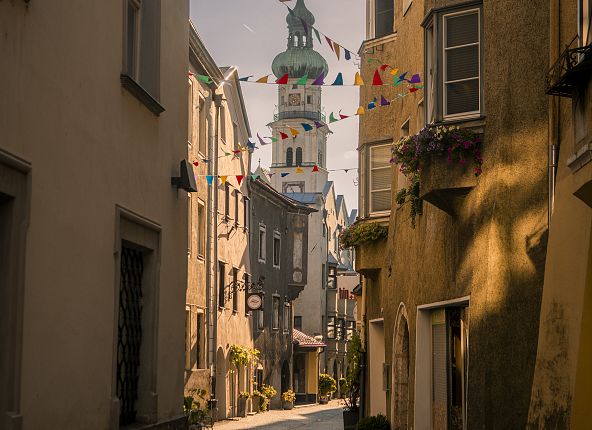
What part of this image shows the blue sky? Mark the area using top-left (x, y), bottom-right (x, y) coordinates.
top-left (190, 0), bottom-right (365, 210)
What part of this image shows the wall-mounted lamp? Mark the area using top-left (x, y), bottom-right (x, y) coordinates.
top-left (171, 159), bottom-right (197, 192)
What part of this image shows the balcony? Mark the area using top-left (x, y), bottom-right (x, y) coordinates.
top-left (546, 39), bottom-right (592, 97)
top-left (273, 111), bottom-right (326, 123)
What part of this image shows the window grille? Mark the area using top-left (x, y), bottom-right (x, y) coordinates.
top-left (117, 246), bottom-right (144, 426)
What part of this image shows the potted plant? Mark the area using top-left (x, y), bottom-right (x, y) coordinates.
top-left (238, 391), bottom-right (250, 417)
top-left (260, 384), bottom-right (277, 411)
top-left (252, 389), bottom-right (268, 413)
top-left (356, 414), bottom-right (390, 430)
top-left (281, 389), bottom-right (296, 410)
top-left (183, 388), bottom-right (210, 430)
top-left (318, 373), bottom-right (337, 404)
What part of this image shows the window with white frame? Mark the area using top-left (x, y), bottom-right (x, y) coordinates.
top-left (273, 231), bottom-right (281, 268)
top-left (425, 7), bottom-right (482, 122)
top-left (198, 97), bottom-right (207, 156)
top-left (224, 183), bottom-right (230, 220)
top-left (283, 302), bottom-right (291, 334)
top-left (374, 0), bottom-right (395, 39)
top-left (369, 144), bottom-right (392, 214)
top-left (184, 309), bottom-right (191, 370)
top-left (258, 224), bottom-right (267, 262)
top-left (272, 296), bottom-right (280, 330)
top-left (123, 0), bottom-right (160, 98)
top-left (188, 80), bottom-right (194, 145)
top-left (580, 0), bottom-right (591, 46)
top-left (327, 316), bottom-right (336, 339)
top-left (220, 104), bottom-right (226, 142)
top-left (197, 201), bottom-right (205, 258)
top-left (243, 197), bottom-right (250, 230)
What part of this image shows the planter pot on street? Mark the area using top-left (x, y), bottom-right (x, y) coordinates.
top-left (283, 401), bottom-right (294, 410)
top-left (420, 155), bottom-right (478, 216)
top-left (319, 396), bottom-right (329, 405)
top-left (342, 408), bottom-right (359, 430)
top-left (238, 398), bottom-right (249, 417)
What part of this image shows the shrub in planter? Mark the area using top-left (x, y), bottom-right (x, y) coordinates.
top-left (318, 373), bottom-right (337, 402)
top-left (238, 391), bottom-right (250, 417)
top-left (252, 390), bottom-right (268, 413)
top-left (356, 414), bottom-right (390, 430)
top-left (281, 389), bottom-right (296, 410)
top-left (339, 222), bottom-right (388, 249)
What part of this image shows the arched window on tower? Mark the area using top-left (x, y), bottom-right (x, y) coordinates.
top-left (296, 147), bottom-right (303, 166)
top-left (286, 148), bottom-right (294, 166)
top-left (318, 149), bottom-right (323, 167)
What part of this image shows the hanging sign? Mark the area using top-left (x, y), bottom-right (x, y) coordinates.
top-left (247, 293), bottom-right (264, 311)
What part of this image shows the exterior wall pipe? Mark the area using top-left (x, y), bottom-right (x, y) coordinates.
top-left (205, 84), bottom-right (215, 386)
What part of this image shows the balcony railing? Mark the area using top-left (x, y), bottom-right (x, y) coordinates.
top-left (273, 111), bottom-right (326, 123)
top-left (546, 38), bottom-right (592, 97)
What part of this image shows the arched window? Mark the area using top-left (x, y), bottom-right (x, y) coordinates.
top-left (318, 150), bottom-right (323, 167)
top-left (286, 148), bottom-right (294, 166)
top-left (296, 147), bottom-right (303, 166)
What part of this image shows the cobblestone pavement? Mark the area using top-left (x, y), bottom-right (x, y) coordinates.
top-left (213, 401), bottom-right (344, 430)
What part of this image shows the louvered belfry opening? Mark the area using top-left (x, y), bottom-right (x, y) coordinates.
top-left (117, 245), bottom-right (145, 426)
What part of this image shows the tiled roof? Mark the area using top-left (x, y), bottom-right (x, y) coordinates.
top-left (293, 329), bottom-right (326, 348)
top-left (283, 192), bottom-right (319, 204)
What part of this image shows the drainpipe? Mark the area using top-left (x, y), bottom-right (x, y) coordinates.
top-left (359, 276), bottom-right (367, 420)
top-left (548, 0), bottom-right (561, 227)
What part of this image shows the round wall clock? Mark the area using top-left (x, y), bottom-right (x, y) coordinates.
top-left (247, 294), bottom-right (263, 310)
top-left (289, 93), bottom-right (301, 106)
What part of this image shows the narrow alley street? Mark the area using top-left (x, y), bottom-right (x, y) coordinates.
top-left (213, 401), bottom-right (344, 430)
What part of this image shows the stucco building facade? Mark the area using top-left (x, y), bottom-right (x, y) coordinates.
top-left (1, 1), bottom-right (190, 429)
top-left (355, 0), bottom-right (550, 428)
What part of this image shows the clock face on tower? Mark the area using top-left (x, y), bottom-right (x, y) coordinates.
top-left (289, 93), bottom-right (301, 106)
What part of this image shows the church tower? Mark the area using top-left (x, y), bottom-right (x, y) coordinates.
top-left (269, 0), bottom-right (330, 194)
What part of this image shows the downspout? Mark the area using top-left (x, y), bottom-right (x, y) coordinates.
top-left (359, 275), bottom-right (367, 420)
top-left (549, 0), bottom-right (561, 227)
top-left (205, 84), bottom-right (215, 391)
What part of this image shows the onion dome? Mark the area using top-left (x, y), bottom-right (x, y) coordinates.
top-left (271, 0), bottom-right (329, 79)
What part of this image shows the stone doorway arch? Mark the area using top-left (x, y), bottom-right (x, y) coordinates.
top-left (392, 305), bottom-right (410, 430)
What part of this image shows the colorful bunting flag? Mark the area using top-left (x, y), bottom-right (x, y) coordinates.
top-left (389, 68), bottom-right (399, 76)
top-left (368, 58), bottom-right (381, 64)
top-left (409, 74), bottom-right (421, 84)
top-left (398, 72), bottom-right (408, 81)
top-left (239, 76), bottom-right (253, 82)
top-left (329, 112), bottom-right (338, 123)
top-left (314, 121), bottom-right (324, 128)
top-left (236, 175), bottom-right (244, 185)
top-left (409, 87), bottom-right (419, 93)
top-left (356, 106), bottom-right (365, 115)
top-left (281, 173), bottom-right (290, 177)
top-left (256, 75), bottom-right (270, 83)
top-left (206, 175), bottom-right (214, 186)
top-left (276, 73), bottom-right (289, 84)
top-left (325, 36), bottom-right (335, 52)
top-left (312, 73), bottom-right (325, 85)
top-left (269, 137), bottom-right (279, 143)
top-left (345, 49), bottom-right (351, 60)
top-left (295, 167), bottom-right (304, 173)
top-left (280, 131), bottom-right (289, 140)
top-left (313, 28), bottom-right (322, 44)
top-left (257, 133), bottom-right (271, 146)
top-left (372, 69), bottom-right (384, 86)
top-left (312, 165), bottom-right (319, 172)
top-left (380, 64), bottom-right (389, 71)
top-left (354, 72), bottom-right (364, 86)
top-left (334, 42), bottom-right (341, 60)
top-left (296, 74), bottom-right (309, 85)
top-left (301, 123), bottom-right (313, 131)
top-left (368, 97), bottom-right (377, 110)
top-left (220, 176), bottom-right (228, 184)
top-left (331, 73), bottom-right (343, 86)
top-left (289, 128), bottom-right (300, 137)
top-left (380, 95), bottom-right (391, 106)
top-left (339, 110), bottom-right (349, 120)
top-left (251, 174), bottom-right (260, 180)
top-left (195, 74), bottom-right (212, 84)
top-left (193, 161), bottom-right (199, 166)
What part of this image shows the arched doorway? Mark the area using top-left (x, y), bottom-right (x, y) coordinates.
top-left (392, 307), bottom-right (410, 430)
top-left (215, 347), bottom-right (227, 420)
top-left (281, 360), bottom-right (290, 396)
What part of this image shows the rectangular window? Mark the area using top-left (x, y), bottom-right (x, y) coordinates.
top-left (257, 308), bottom-right (265, 331)
top-left (234, 190), bottom-right (239, 225)
top-left (283, 302), bottom-right (291, 334)
top-left (272, 296), bottom-right (280, 330)
top-left (580, 0), bottom-right (591, 46)
top-left (336, 318), bottom-right (346, 340)
top-left (187, 194), bottom-right (192, 256)
top-left (443, 10), bottom-right (480, 118)
top-left (346, 320), bottom-right (356, 340)
top-left (224, 184), bottom-right (230, 220)
top-left (218, 262), bottom-right (226, 308)
top-left (294, 316), bottom-right (303, 331)
top-left (258, 224), bottom-right (267, 262)
top-left (232, 268), bottom-right (239, 312)
top-left (197, 201), bottom-right (205, 258)
top-left (188, 80), bottom-right (194, 145)
top-left (327, 316), bottom-right (336, 339)
top-left (220, 104), bottom-right (226, 142)
top-left (273, 231), bottom-right (281, 268)
top-left (196, 311), bottom-right (205, 368)
top-left (369, 144), bottom-right (392, 213)
top-left (431, 307), bottom-right (468, 429)
top-left (125, 0), bottom-right (141, 79)
top-left (185, 309), bottom-right (191, 370)
top-left (426, 22), bottom-right (436, 124)
top-left (307, 95), bottom-right (313, 104)
top-left (243, 197), bottom-right (250, 230)
top-left (244, 273), bottom-right (251, 316)
top-left (198, 97), bottom-right (207, 156)
top-left (375, 0), bottom-right (394, 38)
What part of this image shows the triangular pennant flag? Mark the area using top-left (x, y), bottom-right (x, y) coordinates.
top-left (329, 112), bottom-right (339, 123)
top-left (409, 87), bottom-right (419, 93)
top-left (220, 176), bottom-right (228, 184)
top-left (398, 72), bottom-right (408, 81)
top-left (196, 74), bottom-right (212, 84)
top-left (325, 36), bottom-right (335, 52)
top-left (334, 42), bottom-right (341, 60)
top-left (372, 69), bottom-right (384, 86)
top-left (345, 49), bottom-right (351, 60)
top-left (193, 161), bottom-right (199, 166)
top-left (251, 174), bottom-right (260, 180)
top-left (236, 175), bottom-right (244, 185)
top-left (344, 169), bottom-right (349, 173)
top-left (269, 137), bottom-right (279, 143)
top-left (281, 173), bottom-right (290, 177)
top-left (295, 167), bottom-right (304, 173)
top-left (380, 64), bottom-right (389, 71)
top-left (393, 76), bottom-right (403, 86)
top-left (356, 106), bottom-right (365, 115)
top-left (389, 68), bottom-right (399, 76)
top-left (289, 128), bottom-right (300, 137)
top-left (268, 173), bottom-right (275, 177)
top-left (224, 151), bottom-right (231, 157)
top-left (312, 73), bottom-right (325, 85)
top-left (239, 76), bottom-right (253, 82)
top-left (368, 97), bottom-right (377, 109)
top-left (339, 110), bottom-right (349, 120)
top-left (301, 123), bottom-right (313, 131)
top-left (331, 73), bottom-right (343, 86)
top-left (409, 73), bottom-right (421, 84)
top-left (275, 73), bottom-right (289, 84)
top-left (280, 131), bottom-right (289, 140)
top-left (206, 175), bottom-right (214, 186)
top-left (380, 95), bottom-right (391, 106)
top-left (296, 74), bottom-right (309, 85)
top-left (256, 75), bottom-right (270, 83)
top-left (313, 28), bottom-right (322, 44)
top-left (232, 150), bottom-right (242, 155)
top-left (354, 72), bottom-right (364, 86)
top-left (314, 121), bottom-right (324, 128)
top-left (257, 133), bottom-right (271, 146)
top-left (312, 165), bottom-right (319, 172)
